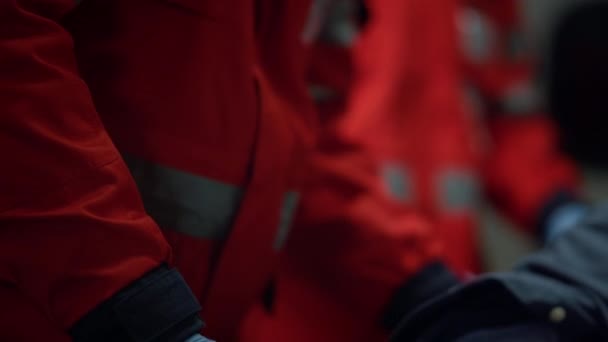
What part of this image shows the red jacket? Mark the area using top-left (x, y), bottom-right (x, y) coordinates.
top-left (331, 0), bottom-right (482, 275)
top-left (241, 1), bottom-right (446, 341)
top-left (308, 0), bottom-right (580, 276)
top-left (1, 0), bottom-right (300, 340)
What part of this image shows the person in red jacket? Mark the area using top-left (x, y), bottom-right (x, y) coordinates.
top-left (1, 1), bottom-right (454, 341)
top-left (311, 0), bottom-right (582, 277)
top-left (1, 0), bottom-right (302, 340)
top-left (240, 1), bottom-right (456, 341)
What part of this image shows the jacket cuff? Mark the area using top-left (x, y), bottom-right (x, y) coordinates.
top-left (70, 264), bottom-right (203, 342)
top-left (382, 261), bottom-right (459, 330)
top-left (536, 189), bottom-right (584, 242)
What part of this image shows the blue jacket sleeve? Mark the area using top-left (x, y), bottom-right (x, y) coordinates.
top-left (392, 204), bottom-right (608, 341)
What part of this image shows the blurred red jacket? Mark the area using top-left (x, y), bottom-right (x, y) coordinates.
top-left (309, 0), bottom-right (580, 277)
top-left (464, 0), bottom-right (580, 233)
top-left (241, 0), bottom-right (448, 341)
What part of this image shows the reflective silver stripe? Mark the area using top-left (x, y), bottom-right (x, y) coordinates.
top-left (502, 81), bottom-right (542, 114)
top-left (274, 192), bottom-right (300, 251)
top-left (458, 7), bottom-right (495, 63)
top-left (382, 163), bottom-right (412, 202)
top-left (309, 84), bottom-right (338, 103)
top-left (302, 0), bottom-right (334, 44)
top-left (318, 0), bottom-right (359, 47)
top-left (437, 169), bottom-right (480, 212)
top-left (124, 156), bottom-right (243, 239)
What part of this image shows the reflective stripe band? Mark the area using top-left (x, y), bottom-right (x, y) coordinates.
top-left (458, 7), bottom-right (495, 63)
top-left (437, 169), bottom-right (480, 212)
top-left (319, 0), bottom-right (359, 46)
top-left (274, 192), bottom-right (300, 251)
top-left (382, 163), bottom-right (412, 202)
top-left (301, 0), bottom-right (334, 44)
top-left (124, 156), bottom-right (244, 239)
top-left (502, 81), bottom-right (541, 114)
top-left (309, 84), bottom-right (338, 103)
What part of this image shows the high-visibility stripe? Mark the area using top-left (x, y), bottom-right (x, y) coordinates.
top-left (124, 156), bottom-right (244, 239)
top-left (437, 169), bottom-right (480, 212)
top-left (501, 81), bottom-right (541, 114)
top-left (317, 0), bottom-right (359, 47)
top-left (302, 0), bottom-right (334, 44)
top-left (309, 84), bottom-right (338, 103)
top-left (382, 163), bottom-right (412, 202)
top-left (124, 156), bottom-right (300, 246)
top-left (458, 7), bottom-right (494, 63)
top-left (274, 192), bottom-right (300, 251)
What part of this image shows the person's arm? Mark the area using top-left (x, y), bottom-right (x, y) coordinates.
top-left (287, 139), bottom-right (458, 331)
top-left (0, 1), bottom-right (202, 339)
top-left (463, 0), bottom-right (586, 241)
top-left (392, 204), bottom-right (608, 341)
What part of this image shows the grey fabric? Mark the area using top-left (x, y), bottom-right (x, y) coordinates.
top-left (125, 155), bottom-right (300, 247)
top-left (437, 168), bottom-right (480, 212)
top-left (274, 191), bottom-right (300, 251)
top-left (382, 163), bottom-right (412, 202)
top-left (124, 155), bottom-right (244, 239)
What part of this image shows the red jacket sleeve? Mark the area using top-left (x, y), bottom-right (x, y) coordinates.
top-left (483, 115), bottom-right (580, 230)
top-left (0, 0), bottom-right (171, 329)
top-left (286, 136), bottom-right (443, 322)
top-left (465, 0), bottom-right (581, 231)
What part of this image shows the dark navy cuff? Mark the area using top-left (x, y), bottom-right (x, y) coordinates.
top-left (70, 264), bottom-right (203, 342)
top-left (382, 261), bottom-right (460, 330)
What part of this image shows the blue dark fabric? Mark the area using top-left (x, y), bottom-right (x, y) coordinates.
top-left (543, 202), bottom-right (587, 242)
top-left (70, 265), bottom-right (204, 342)
top-left (536, 189), bottom-right (583, 242)
top-left (454, 324), bottom-right (559, 342)
top-left (382, 261), bottom-right (459, 330)
top-left (392, 204), bottom-right (608, 342)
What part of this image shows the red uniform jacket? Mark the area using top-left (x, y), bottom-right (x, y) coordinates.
top-left (1, 0), bottom-right (300, 340)
top-left (241, 0), bottom-right (447, 341)
top-left (309, 0), bottom-right (580, 276)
